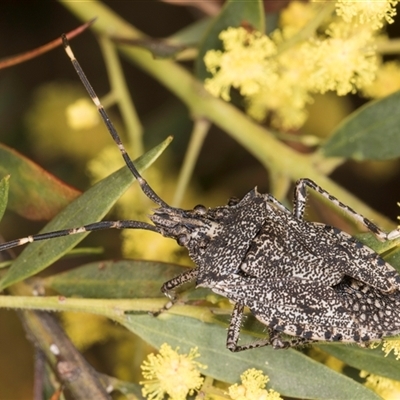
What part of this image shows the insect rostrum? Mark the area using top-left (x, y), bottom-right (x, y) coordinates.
top-left (1, 35), bottom-right (400, 352)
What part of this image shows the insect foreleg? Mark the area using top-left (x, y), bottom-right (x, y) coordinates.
top-left (151, 268), bottom-right (199, 316)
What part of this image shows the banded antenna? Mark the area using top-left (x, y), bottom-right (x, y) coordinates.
top-left (0, 34), bottom-right (169, 253)
top-left (62, 34), bottom-right (168, 208)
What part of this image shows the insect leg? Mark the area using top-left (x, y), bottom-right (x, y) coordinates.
top-left (264, 194), bottom-right (291, 214)
top-left (294, 178), bottom-right (400, 241)
top-left (151, 268), bottom-right (199, 316)
top-left (269, 331), bottom-right (316, 349)
top-left (226, 303), bottom-right (272, 352)
top-left (226, 303), bottom-right (316, 352)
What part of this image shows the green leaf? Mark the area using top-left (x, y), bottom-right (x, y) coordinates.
top-left (385, 246), bottom-right (400, 274)
top-left (322, 90), bottom-right (400, 160)
top-left (111, 37), bottom-right (189, 59)
top-left (169, 17), bottom-right (212, 46)
top-left (123, 314), bottom-right (380, 400)
top-left (0, 175), bottom-right (10, 224)
top-left (355, 233), bottom-right (394, 254)
top-left (0, 143), bottom-right (81, 220)
top-left (0, 137), bottom-right (172, 290)
top-left (195, 0), bottom-right (265, 80)
top-left (317, 344), bottom-right (400, 382)
top-left (43, 260), bottom-right (190, 299)
top-left (354, 233), bottom-right (400, 274)
top-left (110, 18), bottom-right (212, 60)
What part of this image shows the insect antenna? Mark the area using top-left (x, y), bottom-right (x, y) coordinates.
top-left (0, 34), bottom-right (169, 253)
top-left (62, 34), bottom-right (169, 208)
top-left (0, 221), bottom-right (159, 252)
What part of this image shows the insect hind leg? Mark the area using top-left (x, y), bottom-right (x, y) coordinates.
top-left (294, 178), bottom-right (400, 241)
top-left (226, 303), bottom-right (314, 352)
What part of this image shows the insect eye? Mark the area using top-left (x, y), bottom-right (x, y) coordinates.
top-left (177, 234), bottom-right (189, 246)
top-left (194, 204), bottom-right (207, 215)
top-left (228, 197), bottom-right (240, 206)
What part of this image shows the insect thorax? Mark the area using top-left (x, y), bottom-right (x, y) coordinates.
top-left (151, 188), bottom-right (273, 287)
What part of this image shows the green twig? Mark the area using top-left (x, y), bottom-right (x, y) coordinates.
top-left (376, 38), bottom-right (400, 55)
top-left (98, 35), bottom-right (143, 157)
top-left (0, 295), bottom-right (217, 327)
top-left (173, 118), bottom-right (210, 207)
top-left (0, 295), bottom-right (164, 317)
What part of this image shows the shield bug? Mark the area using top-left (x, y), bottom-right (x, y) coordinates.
top-left (1, 35), bottom-right (400, 352)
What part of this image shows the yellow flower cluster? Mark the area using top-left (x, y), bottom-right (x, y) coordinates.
top-left (335, 0), bottom-right (398, 29)
top-left (204, 0), bottom-right (399, 130)
top-left (311, 22), bottom-right (377, 96)
top-left (61, 312), bottom-right (113, 351)
top-left (361, 370), bottom-right (400, 399)
top-left (25, 83), bottom-right (108, 162)
top-left (140, 344), bottom-right (206, 400)
top-left (204, 28), bottom-right (277, 102)
top-left (228, 368), bottom-right (282, 400)
top-left (362, 61), bottom-right (400, 98)
top-left (66, 98), bottom-right (99, 130)
top-left (381, 339), bottom-right (400, 360)
top-left (139, 346), bottom-right (283, 400)
top-left (280, 0), bottom-right (317, 33)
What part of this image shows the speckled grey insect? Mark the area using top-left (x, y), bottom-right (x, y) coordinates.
top-left (155, 181), bottom-right (400, 351)
top-left (1, 35), bottom-right (400, 353)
